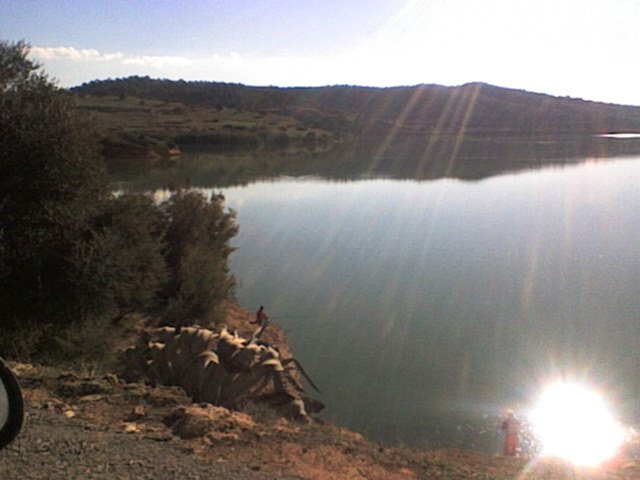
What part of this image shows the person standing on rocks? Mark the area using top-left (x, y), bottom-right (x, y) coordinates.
top-left (253, 306), bottom-right (269, 326)
top-left (251, 306), bottom-right (270, 340)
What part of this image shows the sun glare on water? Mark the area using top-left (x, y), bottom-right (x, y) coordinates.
top-left (530, 383), bottom-right (625, 467)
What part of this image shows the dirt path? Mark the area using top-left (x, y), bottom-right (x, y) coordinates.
top-left (0, 407), bottom-right (303, 480)
top-left (8, 402), bottom-right (640, 480)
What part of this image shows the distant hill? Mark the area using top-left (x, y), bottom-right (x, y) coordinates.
top-left (71, 77), bottom-right (640, 180)
top-left (73, 77), bottom-right (640, 137)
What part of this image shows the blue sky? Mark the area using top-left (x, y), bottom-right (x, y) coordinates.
top-left (2, 0), bottom-right (640, 105)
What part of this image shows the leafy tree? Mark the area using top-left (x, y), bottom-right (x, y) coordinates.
top-left (159, 190), bottom-right (238, 326)
top-left (0, 41), bottom-right (110, 329)
top-left (0, 41), bottom-right (240, 360)
top-left (1, 40), bottom-right (39, 90)
top-left (0, 42), bottom-right (166, 360)
top-left (78, 193), bottom-right (167, 318)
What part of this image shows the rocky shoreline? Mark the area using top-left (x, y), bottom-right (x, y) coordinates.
top-left (2, 304), bottom-right (639, 479)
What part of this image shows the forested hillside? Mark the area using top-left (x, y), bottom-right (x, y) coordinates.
top-left (74, 77), bottom-right (640, 136)
top-left (69, 77), bottom-right (640, 182)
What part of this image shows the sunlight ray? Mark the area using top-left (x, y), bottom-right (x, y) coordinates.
top-left (405, 85), bottom-right (483, 256)
top-left (412, 83), bottom-right (482, 179)
top-left (365, 86), bottom-right (433, 173)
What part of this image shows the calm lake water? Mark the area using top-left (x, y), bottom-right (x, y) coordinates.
top-left (215, 156), bottom-right (640, 453)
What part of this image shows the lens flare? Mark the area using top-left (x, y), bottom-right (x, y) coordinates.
top-left (530, 383), bottom-right (624, 467)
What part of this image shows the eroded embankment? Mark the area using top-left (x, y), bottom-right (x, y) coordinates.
top-left (3, 303), bottom-right (639, 479)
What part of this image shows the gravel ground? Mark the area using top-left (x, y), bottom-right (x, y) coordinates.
top-left (0, 408), bottom-right (303, 480)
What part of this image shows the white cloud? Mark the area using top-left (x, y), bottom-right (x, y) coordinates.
top-left (31, 46), bottom-right (124, 62)
top-left (123, 55), bottom-right (192, 68)
top-left (32, 45), bottom-right (196, 71)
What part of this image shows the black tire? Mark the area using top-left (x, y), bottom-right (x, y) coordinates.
top-left (0, 358), bottom-right (24, 449)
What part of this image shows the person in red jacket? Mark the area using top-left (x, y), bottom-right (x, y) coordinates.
top-left (501, 410), bottom-right (520, 456)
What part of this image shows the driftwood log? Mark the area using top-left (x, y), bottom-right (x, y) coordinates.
top-left (123, 325), bottom-right (324, 419)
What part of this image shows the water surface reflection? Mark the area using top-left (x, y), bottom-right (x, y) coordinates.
top-left (220, 157), bottom-right (640, 452)
top-left (115, 134), bottom-right (640, 190)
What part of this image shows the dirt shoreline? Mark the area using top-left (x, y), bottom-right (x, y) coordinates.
top-left (2, 304), bottom-right (639, 479)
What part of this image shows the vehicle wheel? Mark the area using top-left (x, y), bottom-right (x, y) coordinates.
top-left (0, 359), bottom-right (24, 449)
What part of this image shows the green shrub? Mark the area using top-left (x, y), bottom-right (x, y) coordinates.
top-left (0, 42), bottom-right (239, 363)
top-left (0, 40), bottom-right (110, 332)
top-left (159, 190), bottom-right (238, 326)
